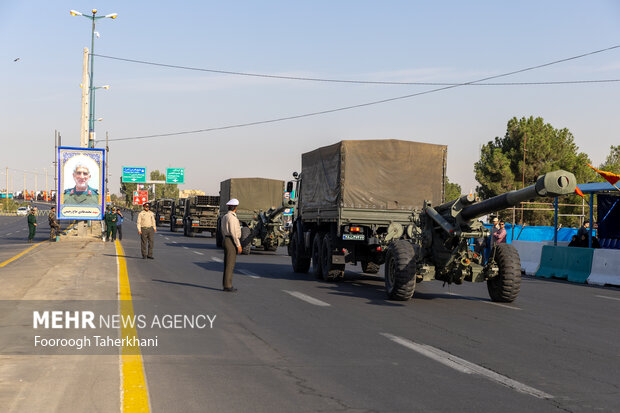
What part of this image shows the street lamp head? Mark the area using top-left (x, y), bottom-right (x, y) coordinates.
top-left (105, 13), bottom-right (118, 19)
top-left (69, 10), bottom-right (83, 16)
top-left (92, 9), bottom-right (97, 14)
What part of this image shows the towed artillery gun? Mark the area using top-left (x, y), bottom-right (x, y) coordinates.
top-left (249, 205), bottom-right (290, 252)
top-left (384, 170), bottom-right (577, 302)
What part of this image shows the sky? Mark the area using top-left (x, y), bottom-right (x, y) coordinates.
top-left (1, 1), bottom-right (620, 197)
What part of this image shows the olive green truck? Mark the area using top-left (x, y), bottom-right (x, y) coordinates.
top-left (216, 178), bottom-right (287, 254)
top-left (288, 139), bottom-right (446, 280)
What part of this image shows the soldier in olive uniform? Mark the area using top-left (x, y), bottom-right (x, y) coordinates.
top-left (27, 207), bottom-right (37, 243)
top-left (63, 163), bottom-right (99, 205)
top-left (48, 206), bottom-right (60, 241)
top-left (105, 207), bottom-right (118, 241)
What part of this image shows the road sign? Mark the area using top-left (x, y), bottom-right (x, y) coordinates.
top-left (166, 168), bottom-right (185, 184)
top-left (133, 190), bottom-right (148, 205)
top-left (122, 167), bottom-right (146, 183)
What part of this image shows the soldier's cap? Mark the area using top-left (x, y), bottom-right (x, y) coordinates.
top-left (144, 203), bottom-right (150, 208)
top-left (226, 198), bottom-right (239, 206)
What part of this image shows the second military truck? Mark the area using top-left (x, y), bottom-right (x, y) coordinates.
top-left (216, 178), bottom-right (287, 254)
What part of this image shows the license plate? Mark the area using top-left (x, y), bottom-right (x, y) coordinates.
top-left (342, 234), bottom-right (365, 241)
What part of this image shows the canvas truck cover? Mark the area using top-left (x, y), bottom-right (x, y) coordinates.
top-left (220, 178), bottom-right (285, 214)
top-left (300, 140), bottom-right (446, 211)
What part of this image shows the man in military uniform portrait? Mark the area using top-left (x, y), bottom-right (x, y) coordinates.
top-left (63, 163), bottom-right (99, 205)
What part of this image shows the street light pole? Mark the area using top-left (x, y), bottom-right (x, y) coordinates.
top-left (70, 9), bottom-right (117, 148)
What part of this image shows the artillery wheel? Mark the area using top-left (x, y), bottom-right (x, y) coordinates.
top-left (321, 233), bottom-right (345, 281)
top-left (487, 243), bottom-right (521, 302)
top-left (384, 240), bottom-right (416, 301)
top-left (291, 235), bottom-right (310, 273)
top-left (361, 260), bottom-right (380, 274)
top-left (241, 227), bottom-right (252, 255)
top-left (312, 233), bottom-right (324, 279)
top-left (264, 239), bottom-right (278, 252)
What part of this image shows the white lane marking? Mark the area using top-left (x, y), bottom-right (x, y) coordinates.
top-left (172, 241), bottom-right (178, 244)
top-left (165, 237), bottom-right (170, 240)
top-left (193, 251), bottom-right (204, 255)
top-left (448, 292), bottom-right (520, 310)
top-left (596, 295), bottom-right (620, 302)
top-left (381, 333), bottom-right (553, 399)
top-left (283, 290), bottom-right (331, 307)
top-left (239, 269), bottom-right (260, 279)
top-left (211, 257), bottom-right (223, 263)
top-left (183, 246), bottom-right (189, 250)
top-left (485, 301), bottom-right (521, 311)
top-left (6, 233), bottom-right (12, 236)
top-left (15, 230), bottom-right (21, 232)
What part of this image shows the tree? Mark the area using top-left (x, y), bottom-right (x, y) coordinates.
top-left (598, 145), bottom-right (620, 176)
top-left (474, 116), bottom-right (593, 226)
top-left (445, 177), bottom-right (462, 202)
top-left (150, 170), bottom-right (179, 199)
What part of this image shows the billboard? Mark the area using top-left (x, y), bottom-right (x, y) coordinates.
top-left (57, 147), bottom-right (105, 220)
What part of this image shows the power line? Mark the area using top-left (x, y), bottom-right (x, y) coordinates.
top-left (94, 51), bottom-right (620, 86)
top-left (101, 45), bottom-right (620, 143)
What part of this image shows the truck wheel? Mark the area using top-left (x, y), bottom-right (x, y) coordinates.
top-left (170, 220), bottom-right (176, 232)
top-left (384, 240), bottom-right (416, 301)
top-left (215, 219), bottom-right (223, 248)
top-left (183, 222), bottom-right (188, 237)
top-left (312, 233), bottom-right (323, 279)
top-left (361, 260), bottom-right (380, 274)
top-left (487, 243), bottom-right (521, 302)
top-left (241, 227), bottom-right (252, 255)
top-left (321, 233), bottom-right (345, 281)
top-left (291, 235), bottom-right (310, 273)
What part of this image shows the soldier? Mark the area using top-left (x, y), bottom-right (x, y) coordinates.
top-left (137, 203), bottom-right (157, 259)
top-left (220, 198), bottom-right (242, 292)
top-left (27, 207), bottom-right (37, 243)
top-left (48, 206), bottom-right (60, 241)
top-left (63, 163), bottom-right (99, 205)
top-left (116, 208), bottom-right (124, 241)
top-left (105, 207), bottom-right (118, 241)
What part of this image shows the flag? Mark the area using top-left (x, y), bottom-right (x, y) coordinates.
top-left (575, 187), bottom-right (585, 198)
top-left (587, 164), bottom-right (620, 185)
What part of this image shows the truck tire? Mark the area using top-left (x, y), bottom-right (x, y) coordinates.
top-left (215, 219), bottom-right (223, 248)
top-left (291, 235), bottom-right (310, 273)
top-left (312, 233), bottom-right (323, 279)
top-left (170, 220), bottom-right (176, 232)
top-left (384, 240), bottom-right (416, 301)
top-left (487, 243), bottom-right (521, 302)
top-left (321, 233), bottom-right (345, 281)
top-left (241, 227), bottom-right (252, 255)
top-left (361, 260), bottom-right (380, 274)
top-left (183, 222), bottom-right (188, 237)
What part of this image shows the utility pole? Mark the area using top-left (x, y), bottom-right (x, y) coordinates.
top-left (4, 167), bottom-right (8, 210)
top-left (34, 171), bottom-right (38, 201)
top-left (44, 168), bottom-right (48, 202)
top-left (105, 131), bottom-right (109, 204)
top-left (80, 48), bottom-right (90, 148)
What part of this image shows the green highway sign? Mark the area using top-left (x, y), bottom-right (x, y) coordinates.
top-left (166, 168), bottom-right (185, 184)
top-left (122, 167), bottom-right (146, 183)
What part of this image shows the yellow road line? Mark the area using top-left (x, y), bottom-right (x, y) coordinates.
top-left (0, 223), bottom-right (76, 268)
top-left (116, 240), bottom-right (151, 412)
top-left (0, 241), bottom-right (44, 267)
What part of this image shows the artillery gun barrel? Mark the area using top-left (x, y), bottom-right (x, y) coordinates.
top-left (460, 170), bottom-right (576, 221)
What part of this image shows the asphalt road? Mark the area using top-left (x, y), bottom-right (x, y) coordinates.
top-left (111, 222), bottom-right (620, 413)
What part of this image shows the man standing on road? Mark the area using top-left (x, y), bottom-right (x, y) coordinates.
top-left (494, 221), bottom-right (507, 244)
top-left (137, 203), bottom-right (156, 259)
top-left (105, 207), bottom-right (118, 242)
top-left (48, 206), bottom-right (60, 241)
top-left (116, 208), bottom-right (124, 241)
top-left (220, 198), bottom-right (242, 292)
top-left (27, 207), bottom-right (37, 243)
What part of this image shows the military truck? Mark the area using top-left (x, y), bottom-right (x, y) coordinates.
top-left (288, 139), bottom-right (446, 280)
top-left (216, 178), bottom-right (286, 254)
top-left (183, 195), bottom-right (220, 237)
top-left (154, 198), bottom-right (174, 227)
top-left (169, 198), bottom-right (186, 232)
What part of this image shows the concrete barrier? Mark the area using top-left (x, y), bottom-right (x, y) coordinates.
top-left (535, 246), bottom-right (593, 283)
top-left (512, 240), bottom-right (544, 275)
top-left (587, 249), bottom-right (620, 287)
